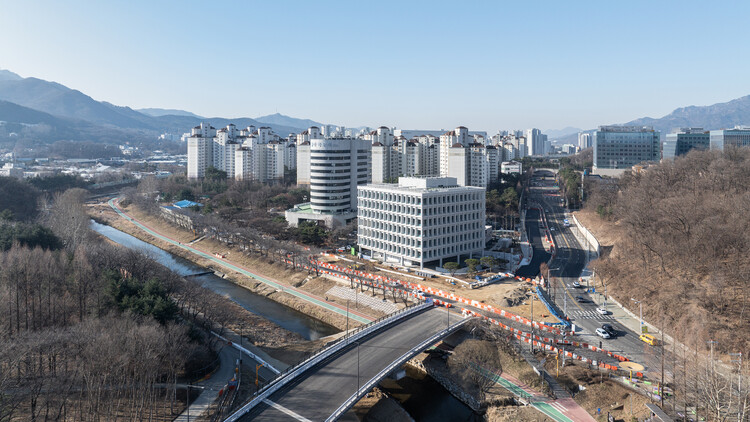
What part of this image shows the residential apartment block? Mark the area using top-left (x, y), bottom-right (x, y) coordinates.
top-left (187, 122), bottom-right (296, 182)
top-left (357, 177), bottom-right (485, 269)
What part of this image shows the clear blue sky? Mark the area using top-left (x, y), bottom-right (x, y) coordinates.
top-left (1, 0), bottom-right (749, 133)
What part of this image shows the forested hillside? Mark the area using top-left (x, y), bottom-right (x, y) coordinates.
top-left (585, 149), bottom-right (750, 354)
top-left (0, 179), bottom-right (214, 420)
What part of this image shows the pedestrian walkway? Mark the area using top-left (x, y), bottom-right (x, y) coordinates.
top-left (326, 286), bottom-right (399, 314)
top-left (474, 363), bottom-right (595, 422)
top-left (108, 198), bottom-right (374, 324)
top-left (174, 345), bottom-right (237, 422)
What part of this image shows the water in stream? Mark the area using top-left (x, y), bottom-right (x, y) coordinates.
top-left (91, 220), bottom-right (473, 418)
top-left (90, 220), bottom-right (338, 340)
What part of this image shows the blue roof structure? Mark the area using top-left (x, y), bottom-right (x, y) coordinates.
top-left (173, 200), bottom-right (202, 208)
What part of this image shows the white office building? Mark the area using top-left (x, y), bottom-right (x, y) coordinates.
top-left (286, 137), bottom-right (371, 228)
top-left (357, 177), bottom-right (485, 269)
top-left (501, 161), bottom-right (522, 175)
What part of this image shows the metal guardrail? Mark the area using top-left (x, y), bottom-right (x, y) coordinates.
top-left (224, 302), bottom-right (432, 422)
top-left (211, 331), bottom-right (281, 375)
top-left (325, 315), bottom-right (474, 422)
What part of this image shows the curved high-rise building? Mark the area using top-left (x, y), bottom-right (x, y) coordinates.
top-left (309, 138), bottom-right (371, 214)
top-left (287, 137), bottom-right (371, 228)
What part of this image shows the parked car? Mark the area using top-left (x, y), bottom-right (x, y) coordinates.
top-left (639, 334), bottom-right (658, 346)
top-left (595, 328), bottom-right (611, 339)
top-left (596, 307), bottom-right (608, 315)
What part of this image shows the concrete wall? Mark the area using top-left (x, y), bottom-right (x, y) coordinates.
top-left (571, 214), bottom-right (600, 257)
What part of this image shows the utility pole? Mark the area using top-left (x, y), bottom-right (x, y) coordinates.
top-left (730, 352), bottom-right (743, 422)
top-left (531, 294), bottom-right (535, 353)
top-left (660, 317), bottom-right (665, 407)
top-left (346, 300), bottom-right (350, 343)
top-left (631, 298), bottom-right (642, 333)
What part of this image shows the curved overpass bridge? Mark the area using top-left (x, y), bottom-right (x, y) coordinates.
top-left (226, 304), bottom-right (471, 421)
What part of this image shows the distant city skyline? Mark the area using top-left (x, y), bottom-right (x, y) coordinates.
top-left (1, 1), bottom-right (749, 133)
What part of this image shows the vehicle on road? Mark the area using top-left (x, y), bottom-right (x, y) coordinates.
top-left (602, 324), bottom-right (616, 336)
top-left (572, 281), bottom-right (581, 288)
top-left (575, 296), bottom-right (587, 303)
top-left (639, 333), bottom-right (658, 345)
top-left (595, 328), bottom-right (611, 339)
top-left (596, 307), bottom-right (608, 315)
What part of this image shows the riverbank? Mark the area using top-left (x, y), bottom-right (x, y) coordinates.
top-left (90, 200), bottom-right (375, 332)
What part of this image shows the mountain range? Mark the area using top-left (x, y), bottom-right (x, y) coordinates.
top-left (2, 67), bottom-right (750, 152)
top-left (552, 96), bottom-right (750, 145)
top-left (0, 69), bottom-right (324, 151)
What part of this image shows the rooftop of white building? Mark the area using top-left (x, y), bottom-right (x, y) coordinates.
top-left (360, 177), bottom-right (484, 194)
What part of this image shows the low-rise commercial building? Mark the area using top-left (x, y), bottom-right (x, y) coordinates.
top-left (501, 161), bottom-right (522, 175)
top-left (357, 177), bottom-right (485, 269)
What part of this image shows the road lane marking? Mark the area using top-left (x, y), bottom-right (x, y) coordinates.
top-left (262, 399), bottom-right (313, 422)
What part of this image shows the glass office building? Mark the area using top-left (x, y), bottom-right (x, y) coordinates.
top-left (662, 128), bottom-right (709, 160)
top-left (709, 127), bottom-right (750, 151)
top-left (593, 126), bottom-right (661, 173)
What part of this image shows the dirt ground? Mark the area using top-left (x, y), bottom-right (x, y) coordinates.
top-left (484, 405), bottom-right (554, 422)
top-left (573, 209), bottom-right (624, 251)
top-left (90, 201), bottom-right (377, 331)
top-left (325, 256), bottom-right (559, 324)
top-left (543, 359), bottom-right (652, 422)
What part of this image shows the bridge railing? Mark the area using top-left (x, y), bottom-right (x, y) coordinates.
top-left (224, 301), bottom-right (433, 422)
top-left (325, 315), bottom-right (475, 422)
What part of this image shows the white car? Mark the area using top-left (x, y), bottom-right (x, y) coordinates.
top-left (596, 307), bottom-right (608, 315)
top-left (595, 328), bottom-right (611, 339)
top-left (572, 281), bottom-right (581, 288)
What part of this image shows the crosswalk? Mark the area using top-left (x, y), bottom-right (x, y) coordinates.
top-left (570, 310), bottom-right (616, 320)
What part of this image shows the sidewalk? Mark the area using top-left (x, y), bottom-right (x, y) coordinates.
top-left (174, 345), bottom-right (237, 422)
top-left (478, 362), bottom-right (596, 422)
top-left (109, 198), bottom-right (375, 324)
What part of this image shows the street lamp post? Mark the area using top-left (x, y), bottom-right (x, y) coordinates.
top-left (630, 298), bottom-right (642, 332)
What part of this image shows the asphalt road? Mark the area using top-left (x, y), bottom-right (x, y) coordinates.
top-left (528, 170), bottom-right (667, 377)
top-left (515, 207), bottom-right (551, 279)
top-left (242, 306), bottom-right (457, 421)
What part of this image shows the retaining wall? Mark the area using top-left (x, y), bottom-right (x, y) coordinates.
top-left (571, 214), bottom-right (600, 256)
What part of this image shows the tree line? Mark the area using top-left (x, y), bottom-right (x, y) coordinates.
top-left (0, 182), bottom-right (217, 421)
top-left (584, 148), bottom-right (750, 420)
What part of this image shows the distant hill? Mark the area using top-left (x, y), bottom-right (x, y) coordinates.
top-left (0, 77), bottom-right (153, 129)
top-left (0, 70), bottom-right (314, 143)
top-left (544, 126), bottom-right (583, 139)
top-left (0, 69), bottom-right (23, 81)
top-left (624, 95), bottom-right (750, 133)
top-left (255, 113), bottom-right (323, 130)
top-left (138, 108), bottom-right (204, 119)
